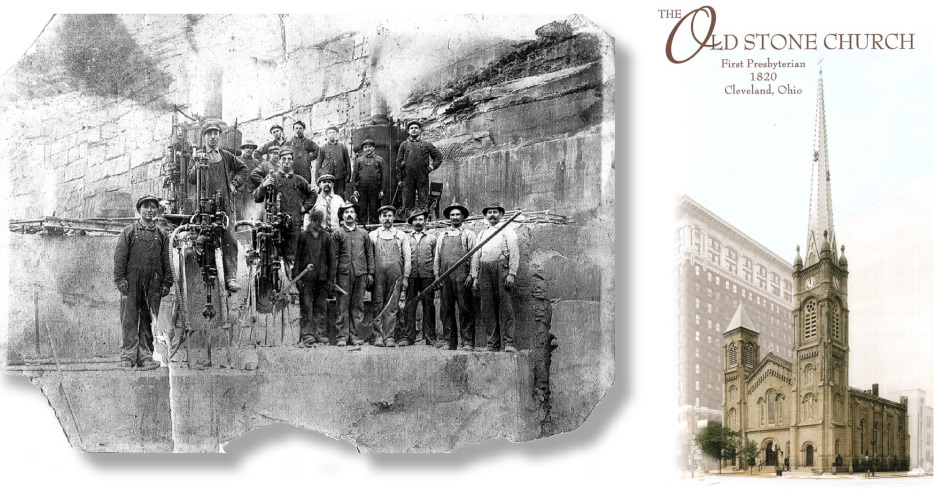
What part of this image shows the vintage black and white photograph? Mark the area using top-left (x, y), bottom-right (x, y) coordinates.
top-left (0, 12), bottom-right (616, 459)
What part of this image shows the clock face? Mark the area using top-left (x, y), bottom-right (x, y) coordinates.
top-left (832, 277), bottom-right (840, 290)
top-left (805, 277), bottom-right (817, 290)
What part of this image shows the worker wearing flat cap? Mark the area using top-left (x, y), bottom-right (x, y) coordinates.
top-left (317, 125), bottom-right (351, 199)
top-left (331, 202), bottom-right (373, 347)
top-left (396, 120), bottom-right (443, 216)
top-left (402, 210), bottom-right (438, 347)
top-left (369, 205), bottom-right (411, 347)
top-left (310, 173), bottom-right (347, 232)
top-left (254, 146), bottom-right (318, 265)
top-left (113, 195), bottom-right (173, 370)
top-left (249, 144), bottom-right (281, 190)
top-left (258, 123), bottom-right (286, 162)
top-left (433, 203), bottom-right (476, 350)
top-left (287, 120), bottom-right (319, 184)
top-left (236, 139), bottom-right (261, 219)
top-left (186, 120), bottom-right (248, 292)
top-left (352, 138), bottom-right (385, 225)
top-left (471, 202), bottom-right (519, 352)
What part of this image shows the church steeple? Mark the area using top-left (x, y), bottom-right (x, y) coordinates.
top-left (805, 68), bottom-right (838, 266)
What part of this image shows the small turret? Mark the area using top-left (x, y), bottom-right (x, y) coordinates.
top-left (820, 229), bottom-right (831, 260)
top-left (794, 245), bottom-right (803, 270)
top-left (839, 245), bottom-right (848, 269)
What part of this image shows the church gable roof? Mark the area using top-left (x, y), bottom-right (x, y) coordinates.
top-left (746, 353), bottom-right (794, 394)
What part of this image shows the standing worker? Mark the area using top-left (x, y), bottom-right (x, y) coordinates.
top-left (471, 202), bottom-right (519, 352)
top-left (237, 139), bottom-right (261, 219)
top-left (404, 210), bottom-right (437, 347)
top-left (317, 125), bottom-right (351, 198)
top-left (294, 210), bottom-right (336, 347)
top-left (352, 138), bottom-right (385, 225)
top-left (187, 120), bottom-right (248, 292)
top-left (434, 203), bottom-right (476, 350)
top-left (369, 205), bottom-right (411, 347)
top-left (253, 147), bottom-right (317, 266)
top-left (287, 120), bottom-right (319, 184)
top-left (396, 120), bottom-right (442, 216)
top-left (258, 124), bottom-right (286, 162)
top-left (114, 195), bottom-right (174, 370)
top-left (331, 203), bottom-right (373, 347)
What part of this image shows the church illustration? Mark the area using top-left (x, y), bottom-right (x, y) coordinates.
top-left (721, 71), bottom-right (909, 474)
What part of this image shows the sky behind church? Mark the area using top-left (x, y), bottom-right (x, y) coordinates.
top-left (658, 20), bottom-right (934, 261)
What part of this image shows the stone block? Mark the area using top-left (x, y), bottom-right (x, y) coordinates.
top-left (549, 300), bottom-right (612, 433)
top-left (26, 369), bottom-right (173, 452)
top-left (438, 132), bottom-right (603, 218)
top-left (311, 95), bottom-right (349, 130)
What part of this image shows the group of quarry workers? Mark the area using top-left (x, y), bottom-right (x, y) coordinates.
top-left (114, 119), bottom-right (520, 370)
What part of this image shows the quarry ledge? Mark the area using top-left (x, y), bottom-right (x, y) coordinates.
top-left (7, 345), bottom-right (549, 453)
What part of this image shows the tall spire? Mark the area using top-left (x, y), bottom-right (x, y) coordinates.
top-left (805, 68), bottom-right (838, 266)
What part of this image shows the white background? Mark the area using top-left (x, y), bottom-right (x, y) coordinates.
top-left (1, 2), bottom-right (932, 494)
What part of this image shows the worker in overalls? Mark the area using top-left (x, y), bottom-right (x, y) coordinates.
top-left (434, 203), bottom-right (476, 350)
top-left (471, 202), bottom-right (519, 352)
top-left (113, 195), bottom-right (173, 370)
top-left (369, 205), bottom-right (411, 347)
top-left (186, 120), bottom-right (248, 292)
top-left (402, 210), bottom-right (437, 347)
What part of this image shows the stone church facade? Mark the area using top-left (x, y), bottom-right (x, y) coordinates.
top-left (721, 71), bottom-right (909, 473)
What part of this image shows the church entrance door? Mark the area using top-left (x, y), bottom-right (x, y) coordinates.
top-left (765, 441), bottom-right (777, 466)
top-left (805, 445), bottom-right (814, 467)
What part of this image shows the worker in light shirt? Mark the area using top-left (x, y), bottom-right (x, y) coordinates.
top-left (470, 202), bottom-right (519, 353)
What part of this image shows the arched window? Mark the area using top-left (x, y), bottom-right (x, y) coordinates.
top-left (767, 390), bottom-right (776, 424)
top-left (729, 343), bottom-right (738, 368)
top-left (804, 364), bottom-right (814, 386)
top-left (777, 394), bottom-right (784, 424)
top-left (834, 393), bottom-right (842, 421)
top-left (744, 342), bottom-right (755, 367)
top-left (804, 300), bottom-right (817, 339)
top-left (833, 364), bottom-right (841, 384)
top-left (729, 385), bottom-right (737, 402)
top-left (759, 398), bottom-right (765, 425)
top-left (831, 302), bottom-right (842, 341)
top-left (728, 408), bottom-right (737, 430)
top-left (803, 394), bottom-right (815, 420)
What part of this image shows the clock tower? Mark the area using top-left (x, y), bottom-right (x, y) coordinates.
top-left (790, 68), bottom-right (850, 472)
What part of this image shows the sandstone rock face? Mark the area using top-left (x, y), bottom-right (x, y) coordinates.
top-left (2, 15), bottom-right (615, 452)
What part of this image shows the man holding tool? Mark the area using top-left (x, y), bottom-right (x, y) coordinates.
top-left (471, 202), bottom-right (519, 352)
top-left (403, 210), bottom-right (437, 347)
top-left (186, 120), bottom-right (248, 292)
top-left (331, 203), bottom-right (373, 347)
top-left (253, 146), bottom-right (317, 265)
top-left (369, 205), bottom-right (410, 347)
top-left (294, 211), bottom-right (336, 347)
top-left (433, 203), bottom-right (475, 350)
